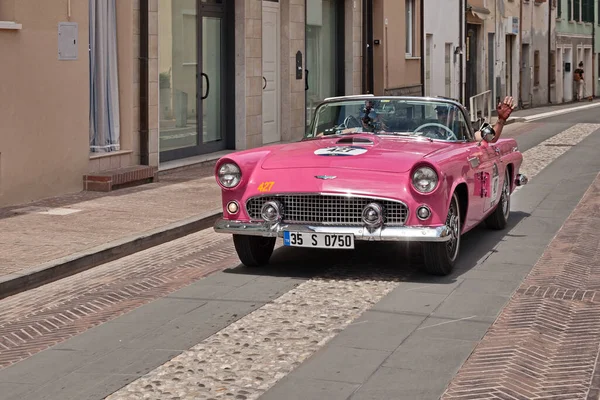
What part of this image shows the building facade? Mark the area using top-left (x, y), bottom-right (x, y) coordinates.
top-left (364, 0), bottom-right (423, 96)
top-left (555, 0), bottom-right (595, 103)
top-left (423, 0), bottom-right (463, 100)
top-left (154, 0), bottom-right (364, 166)
top-left (3, 0), bottom-right (424, 207)
top-left (519, 0), bottom-right (556, 108)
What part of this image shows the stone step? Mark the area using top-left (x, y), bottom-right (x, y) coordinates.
top-left (83, 165), bottom-right (158, 192)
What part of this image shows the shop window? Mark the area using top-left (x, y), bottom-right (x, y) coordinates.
top-left (405, 0), bottom-right (415, 56)
top-left (534, 50), bottom-right (540, 87)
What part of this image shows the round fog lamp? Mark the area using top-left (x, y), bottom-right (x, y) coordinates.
top-left (261, 201), bottom-right (282, 222)
top-left (227, 201), bottom-right (239, 214)
top-left (417, 205), bottom-right (431, 220)
top-left (362, 203), bottom-right (384, 227)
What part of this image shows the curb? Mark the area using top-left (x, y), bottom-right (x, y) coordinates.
top-left (519, 101), bottom-right (600, 122)
top-left (0, 210), bottom-right (222, 300)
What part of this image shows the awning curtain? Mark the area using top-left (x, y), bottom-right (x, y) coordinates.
top-left (89, 0), bottom-right (121, 153)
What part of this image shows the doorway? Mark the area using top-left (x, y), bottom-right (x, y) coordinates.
top-left (563, 47), bottom-right (573, 102)
top-left (505, 35), bottom-right (513, 99)
top-left (158, 0), bottom-right (233, 162)
top-left (584, 47), bottom-right (592, 98)
top-left (262, 0), bottom-right (281, 144)
top-left (520, 43), bottom-right (530, 106)
top-left (465, 24), bottom-right (479, 102)
top-left (425, 34), bottom-right (433, 96)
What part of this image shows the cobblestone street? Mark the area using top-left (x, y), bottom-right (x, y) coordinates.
top-left (0, 106), bottom-right (599, 400)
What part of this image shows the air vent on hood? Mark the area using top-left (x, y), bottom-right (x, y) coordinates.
top-left (336, 137), bottom-right (374, 145)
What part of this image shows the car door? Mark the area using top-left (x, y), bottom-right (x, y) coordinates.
top-left (480, 143), bottom-right (503, 214)
top-left (465, 144), bottom-right (489, 227)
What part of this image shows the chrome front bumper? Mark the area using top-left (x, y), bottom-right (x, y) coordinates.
top-left (214, 218), bottom-right (452, 242)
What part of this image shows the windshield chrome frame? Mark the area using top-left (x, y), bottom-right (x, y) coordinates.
top-left (304, 95), bottom-right (476, 143)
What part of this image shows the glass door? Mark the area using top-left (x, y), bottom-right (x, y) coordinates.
top-left (200, 13), bottom-right (225, 152)
top-left (305, 0), bottom-right (344, 126)
top-left (158, 0), bottom-right (229, 162)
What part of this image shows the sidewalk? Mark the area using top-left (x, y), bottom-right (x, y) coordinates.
top-left (489, 97), bottom-right (600, 125)
top-left (1, 98), bottom-right (598, 300)
top-left (0, 162), bottom-right (223, 299)
top-left (442, 172), bottom-right (600, 399)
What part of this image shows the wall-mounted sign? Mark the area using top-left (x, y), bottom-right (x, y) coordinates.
top-left (511, 17), bottom-right (519, 35)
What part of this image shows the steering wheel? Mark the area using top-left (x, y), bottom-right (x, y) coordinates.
top-left (342, 115), bottom-right (361, 129)
top-left (413, 123), bottom-right (458, 141)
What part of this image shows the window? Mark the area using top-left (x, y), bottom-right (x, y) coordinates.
top-left (557, 0), bottom-right (562, 17)
top-left (550, 50), bottom-right (556, 84)
top-left (568, 0), bottom-right (572, 20)
top-left (405, 0), bottom-right (414, 56)
top-left (534, 50), bottom-right (540, 86)
top-left (573, 0), bottom-right (580, 20)
top-left (581, 0), bottom-right (593, 22)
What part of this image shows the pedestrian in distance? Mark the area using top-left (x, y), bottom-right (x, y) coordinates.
top-left (574, 62), bottom-right (586, 102)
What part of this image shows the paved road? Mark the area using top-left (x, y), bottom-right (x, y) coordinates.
top-left (0, 108), bottom-right (599, 400)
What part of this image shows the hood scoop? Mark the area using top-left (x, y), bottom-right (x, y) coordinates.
top-left (336, 137), bottom-right (374, 145)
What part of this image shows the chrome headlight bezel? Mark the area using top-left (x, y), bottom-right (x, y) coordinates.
top-left (217, 162), bottom-right (242, 189)
top-left (411, 166), bottom-right (439, 194)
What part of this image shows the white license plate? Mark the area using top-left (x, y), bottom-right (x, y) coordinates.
top-left (283, 232), bottom-right (355, 249)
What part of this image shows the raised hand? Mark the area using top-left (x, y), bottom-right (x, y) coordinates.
top-left (497, 96), bottom-right (516, 121)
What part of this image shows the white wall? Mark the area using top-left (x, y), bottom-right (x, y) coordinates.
top-left (423, 0), bottom-right (461, 100)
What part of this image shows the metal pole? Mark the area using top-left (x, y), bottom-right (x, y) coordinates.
top-left (139, 0), bottom-right (149, 165)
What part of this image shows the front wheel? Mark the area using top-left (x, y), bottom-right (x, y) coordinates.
top-left (232, 235), bottom-right (276, 267)
top-left (422, 192), bottom-right (461, 276)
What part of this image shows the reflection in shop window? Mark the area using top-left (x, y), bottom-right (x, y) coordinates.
top-left (305, 0), bottom-right (339, 126)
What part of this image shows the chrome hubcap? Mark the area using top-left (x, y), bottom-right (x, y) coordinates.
top-left (446, 202), bottom-right (460, 261)
top-left (501, 175), bottom-right (510, 218)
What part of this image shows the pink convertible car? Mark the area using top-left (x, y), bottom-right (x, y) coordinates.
top-left (213, 96), bottom-right (528, 275)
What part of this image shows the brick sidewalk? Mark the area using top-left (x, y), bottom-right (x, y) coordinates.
top-left (442, 173), bottom-right (600, 399)
top-left (0, 162), bottom-right (221, 280)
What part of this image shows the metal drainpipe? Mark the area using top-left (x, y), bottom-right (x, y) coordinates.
top-left (518, 0), bottom-right (523, 108)
top-left (362, 0), bottom-right (368, 93)
top-left (547, 0), bottom-right (552, 103)
top-left (592, 20), bottom-right (596, 98)
top-left (139, 0), bottom-right (150, 166)
top-left (458, 0), bottom-right (467, 104)
top-left (420, 0), bottom-right (425, 96)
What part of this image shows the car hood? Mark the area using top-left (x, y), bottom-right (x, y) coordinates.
top-left (260, 135), bottom-right (447, 173)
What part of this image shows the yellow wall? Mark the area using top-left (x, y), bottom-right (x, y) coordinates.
top-left (0, 0), bottom-right (90, 206)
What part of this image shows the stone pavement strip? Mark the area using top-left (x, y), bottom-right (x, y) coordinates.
top-left (441, 172), bottom-right (600, 400)
top-left (0, 162), bottom-right (222, 298)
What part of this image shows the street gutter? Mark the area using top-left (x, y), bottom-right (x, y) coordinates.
top-left (0, 211), bottom-right (222, 300)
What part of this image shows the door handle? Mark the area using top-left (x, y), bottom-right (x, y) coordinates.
top-left (263, 76), bottom-right (267, 90)
top-left (305, 69), bottom-right (309, 91)
top-left (201, 72), bottom-right (209, 100)
top-left (467, 156), bottom-right (480, 168)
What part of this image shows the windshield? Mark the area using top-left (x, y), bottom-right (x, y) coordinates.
top-left (306, 98), bottom-right (472, 142)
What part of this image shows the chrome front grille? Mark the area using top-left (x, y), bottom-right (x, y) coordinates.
top-left (245, 194), bottom-right (408, 226)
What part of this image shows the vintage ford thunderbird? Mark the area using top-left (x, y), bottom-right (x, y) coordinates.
top-left (213, 95), bottom-right (527, 275)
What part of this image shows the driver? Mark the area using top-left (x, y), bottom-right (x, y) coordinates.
top-left (415, 105), bottom-right (457, 140)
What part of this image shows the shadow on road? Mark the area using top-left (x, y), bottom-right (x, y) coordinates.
top-left (221, 210), bottom-right (530, 285)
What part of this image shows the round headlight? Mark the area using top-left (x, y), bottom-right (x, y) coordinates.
top-left (412, 166), bottom-right (438, 193)
top-left (218, 163), bottom-right (241, 188)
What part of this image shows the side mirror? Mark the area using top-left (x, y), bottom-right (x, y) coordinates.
top-left (480, 123), bottom-right (496, 143)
